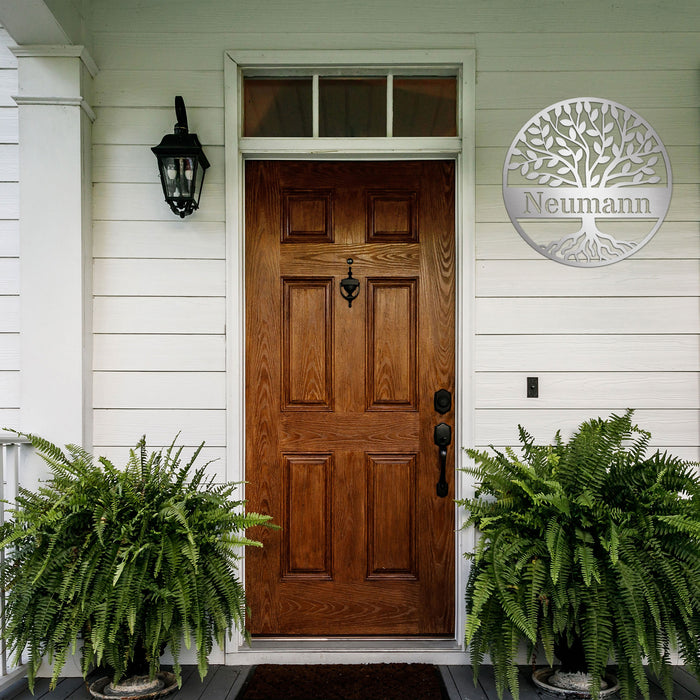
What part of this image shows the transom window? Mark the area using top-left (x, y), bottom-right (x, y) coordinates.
top-left (243, 74), bottom-right (457, 138)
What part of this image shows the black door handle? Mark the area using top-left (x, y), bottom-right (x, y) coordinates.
top-left (434, 423), bottom-right (451, 498)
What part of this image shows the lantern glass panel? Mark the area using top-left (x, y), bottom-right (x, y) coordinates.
top-left (159, 156), bottom-right (199, 199)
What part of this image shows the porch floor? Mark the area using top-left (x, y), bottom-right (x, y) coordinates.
top-left (1, 664), bottom-right (698, 700)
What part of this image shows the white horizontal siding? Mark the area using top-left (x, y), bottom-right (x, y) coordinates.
top-left (0, 409), bottom-right (18, 435)
top-left (476, 71), bottom-right (699, 110)
top-left (477, 108), bottom-right (699, 148)
top-left (476, 260), bottom-right (699, 297)
top-left (474, 335), bottom-right (698, 372)
top-left (476, 222), bottom-right (700, 260)
top-left (0, 257), bottom-right (19, 294)
top-left (475, 373), bottom-right (699, 409)
top-left (0, 332), bottom-right (19, 370)
top-left (93, 145), bottom-right (225, 184)
top-left (93, 409), bottom-right (226, 446)
top-left (92, 107), bottom-right (224, 146)
top-left (87, 5), bottom-right (699, 463)
top-left (473, 32), bottom-right (700, 72)
top-left (0, 26), bottom-right (18, 429)
top-left (0, 220), bottom-right (18, 256)
top-left (93, 335), bottom-right (225, 371)
top-left (93, 297), bottom-right (225, 334)
top-left (472, 21), bottom-right (699, 454)
top-left (93, 372), bottom-right (226, 409)
top-left (0, 296), bottom-right (19, 331)
top-left (91, 0), bottom-right (700, 34)
top-left (0, 108), bottom-right (17, 144)
top-left (93, 221), bottom-right (225, 259)
top-left (93, 259), bottom-right (226, 296)
top-left (91, 31), bottom-right (700, 72)
top-left (474, 409), bottom-right (698, 447)
top-left (94, 183), bottom-right (225, 221)
top-left (91, 78), bottom-right (227, 455)
top-left (94, 71), bottom-right (224, 108)
top-left (476, 298), bottom-right (700, 334)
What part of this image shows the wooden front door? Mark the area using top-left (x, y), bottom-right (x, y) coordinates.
top-left (245, 161), bottom-right (455, 636)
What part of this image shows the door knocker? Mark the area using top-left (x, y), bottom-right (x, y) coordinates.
top-left (339, 258), bottom-right (360, 308)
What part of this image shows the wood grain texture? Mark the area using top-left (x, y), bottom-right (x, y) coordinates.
top-left (282, 279), bottom-right (333, 409)
top-left (282, 454), bottom-right (333, 579)
top-left (366, 454), bottom-right (417, 579)
top-left (245, 161), bottom-right (455, 636)
top-left (366, 279), bottom-right (417, 409)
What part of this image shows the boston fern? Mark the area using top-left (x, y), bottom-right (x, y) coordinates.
top-left (459, 410), bottom-right (700, 700)
top-left (0, 433), bottom-right (274, 691)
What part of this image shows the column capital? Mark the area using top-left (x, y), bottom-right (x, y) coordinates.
top-left (9, 43), bottom-right (96, 121)
top-left (9, 44), bottom-right (98, 78)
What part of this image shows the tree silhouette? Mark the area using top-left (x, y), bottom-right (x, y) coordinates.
top-left (505, 99), bottom-right (669, 264)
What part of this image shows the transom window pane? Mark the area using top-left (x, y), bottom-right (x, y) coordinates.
top-left (242, 74), bottom-right (457, 138)
top-left (393, 77), bottom-right (457, 137)
top-left (319, 78), bottom-right (387, 137)
top-left (244, 78), bottom-right (313, 137)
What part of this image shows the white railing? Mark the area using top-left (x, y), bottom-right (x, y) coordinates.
top-left (0, 437), bottom-right (29, 688)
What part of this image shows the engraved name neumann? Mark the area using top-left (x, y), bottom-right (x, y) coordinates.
top-left (502, 187), bottom-right (664, 219)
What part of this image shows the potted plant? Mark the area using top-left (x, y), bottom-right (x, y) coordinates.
top-left (0, 432), bottom-right (274, 696)
top-left (459, 410), bottom-right (700, 700)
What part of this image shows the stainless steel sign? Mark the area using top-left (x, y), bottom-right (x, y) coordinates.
top-left (503, 97), bottom-right (672, 267)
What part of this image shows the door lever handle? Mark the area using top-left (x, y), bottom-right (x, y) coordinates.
top-left (433, 423), bottom-right (451, 498)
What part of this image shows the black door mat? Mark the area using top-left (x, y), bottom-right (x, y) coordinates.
top-left (238, 663), bottom-right (448, 700)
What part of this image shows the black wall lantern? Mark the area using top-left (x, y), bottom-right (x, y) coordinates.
top-left (152, 96), bottom-right (210, 218)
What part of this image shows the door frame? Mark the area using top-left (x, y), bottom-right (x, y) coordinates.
top-left (223, 46), bottom-right (475, 664)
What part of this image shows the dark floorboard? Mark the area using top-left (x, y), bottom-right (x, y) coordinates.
top-left (1, 665), bottom-right (698, 700)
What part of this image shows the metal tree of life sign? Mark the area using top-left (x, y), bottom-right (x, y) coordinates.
top-left (503, 97), bottom-right (672, 267)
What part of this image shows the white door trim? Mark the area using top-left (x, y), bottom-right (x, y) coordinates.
top-left (223, 47), bottom-right (475, 664)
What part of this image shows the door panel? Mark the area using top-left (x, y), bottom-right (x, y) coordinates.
top-left (245, 161), bottom-right (455, 636)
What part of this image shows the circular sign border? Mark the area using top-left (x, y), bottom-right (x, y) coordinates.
top-left (502, 97), bottom-right (673, 268)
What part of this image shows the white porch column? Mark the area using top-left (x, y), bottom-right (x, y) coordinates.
top-left (11, 45), bottom-right (96, 450)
